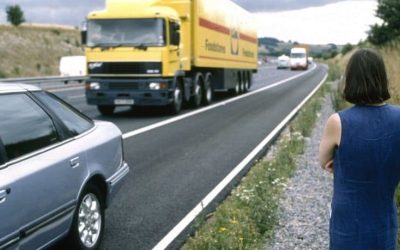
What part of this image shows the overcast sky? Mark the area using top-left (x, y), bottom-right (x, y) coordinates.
top-left (0, 0), bottom-right (379, 44)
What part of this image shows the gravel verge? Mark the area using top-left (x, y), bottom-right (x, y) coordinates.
top-left (266, 94), bottom-right (335, 250)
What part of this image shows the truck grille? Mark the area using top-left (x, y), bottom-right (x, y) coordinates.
top-left (88, 62), bottom-right (162, 75)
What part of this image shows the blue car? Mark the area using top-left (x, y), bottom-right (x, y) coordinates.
top-left (0, 84), bottom-right (129, 249)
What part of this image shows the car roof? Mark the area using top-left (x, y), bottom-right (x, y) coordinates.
top-left (0, 83), bottom-right (41, 93)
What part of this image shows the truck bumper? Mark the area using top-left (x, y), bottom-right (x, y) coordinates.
top-left (86, 78), bottom-right (174, 106)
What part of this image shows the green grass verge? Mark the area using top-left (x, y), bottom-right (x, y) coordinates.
top-left (183, 82), bottom-right (331, 250)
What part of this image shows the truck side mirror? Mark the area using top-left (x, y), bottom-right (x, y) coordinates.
top-left (81, 30), bottom-right (87, 46)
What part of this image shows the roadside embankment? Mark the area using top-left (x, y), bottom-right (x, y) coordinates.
top-left (0, 24), bottom-right (82, 78)
top-left (267, 90), bottom-right (334, 249)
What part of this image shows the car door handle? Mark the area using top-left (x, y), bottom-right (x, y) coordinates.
top-left (0, 188), bottom-right (11, 204)
top-left (70, 157), bottom-right (80, 168)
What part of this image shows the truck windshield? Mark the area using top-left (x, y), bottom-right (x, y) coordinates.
top-left (291, 53), bottom-right (306, 58)
top-left (87, 18), bottom-right (165, 47)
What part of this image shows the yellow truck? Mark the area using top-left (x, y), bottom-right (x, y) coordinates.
top-left (83, 0), bottom-right (258, 115)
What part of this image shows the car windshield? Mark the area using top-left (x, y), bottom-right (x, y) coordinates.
top-left (87, 18), bottom-right (166, 47)
top-left (291, 53), bottom-right (306, 58)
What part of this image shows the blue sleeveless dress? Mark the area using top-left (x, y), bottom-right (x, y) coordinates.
top-left (330, 104), bottom-right (400, 250)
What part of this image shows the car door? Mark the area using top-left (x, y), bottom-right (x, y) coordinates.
top-left (0, 93), bottom-right (88, 249)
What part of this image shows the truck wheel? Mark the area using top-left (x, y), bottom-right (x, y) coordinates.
top-left (191, 73), bottom-right (203, 108)
top-left (239, 73), bottom-right (244, 93)
top-left (98, 105), bottom-right (115, 116)
top-left (230, 79), bottom-right (240, 96)
top-left (243, 72), bottom-right (250, 93)
top-left (202, 73), bottom-right (213, 105)
top-left (168, 84), bottom-right (183, 114)
top-left (67, 184), bottom-right (105, 250)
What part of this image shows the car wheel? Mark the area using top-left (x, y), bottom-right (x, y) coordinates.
top-left (97, 105), bottom-right (115, 116)
top-left (68, 184), bottom-right (105, 250)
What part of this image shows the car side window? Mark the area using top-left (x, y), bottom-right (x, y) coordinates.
top-left (33, 91), bottom-right (94, 137)
top-left (0, 93), bottom-right (59, 161)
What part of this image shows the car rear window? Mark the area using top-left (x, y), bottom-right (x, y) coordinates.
top-left (0, 93), bottom-right (60, 161)
top-left (33, 91), bottom-right (94, 137)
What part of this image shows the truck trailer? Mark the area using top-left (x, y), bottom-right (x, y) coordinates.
top-left (83, 0), bottom-right (258, 115)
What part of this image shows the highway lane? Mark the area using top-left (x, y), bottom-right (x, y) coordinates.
top-left (52, 65), bottom-right (303, 134)
top-left (50, 64), bottom-right (325, 249)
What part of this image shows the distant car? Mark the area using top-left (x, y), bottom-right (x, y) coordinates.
top-left (308, 56), bottom-right (314, 65)
top-left (277, 55), bottom-right (290, 69)
top-left (0, 84), bottom-right (129, 249)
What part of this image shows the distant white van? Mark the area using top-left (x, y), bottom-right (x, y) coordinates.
top-left (59, 56), bottom-right (86, 76)
top-left (290, 48), bottom-right (308, 70)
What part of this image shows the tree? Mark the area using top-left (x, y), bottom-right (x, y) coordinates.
top-left (368, 0), bottom-right (400, 45)
top-left (5, 5), bottom-right (26, 27)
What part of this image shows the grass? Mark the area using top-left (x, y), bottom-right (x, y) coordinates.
top-left (183, 81), bottom-right (331, 249)
top-left (0, 24), bottom-right (83, 78)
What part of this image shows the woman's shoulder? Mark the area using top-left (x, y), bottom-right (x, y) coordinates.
top-left (325, 113), bottom-right (341, 136)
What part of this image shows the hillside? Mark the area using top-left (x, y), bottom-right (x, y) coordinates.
top-left (258, 36), bottom-right (342, 58)
top-left (0, 24), bottom-right (83, 78)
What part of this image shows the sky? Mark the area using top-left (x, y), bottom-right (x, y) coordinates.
top-left (0, 0), bottom-right (380, 45)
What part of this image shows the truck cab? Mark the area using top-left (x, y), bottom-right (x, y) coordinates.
top-left (290, 47), bottom-right (308, 70)
top-left (84, 4), bottom-right (185, 115)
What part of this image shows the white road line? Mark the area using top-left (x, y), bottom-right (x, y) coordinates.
top-left (152, 71), bottom-right (328, 250)
top-left (67, 94), bottom-right (85, 100)
top-left (122, 63), bottom-right (318, 140)
top-left (48, 85), bottom-right (84, 93)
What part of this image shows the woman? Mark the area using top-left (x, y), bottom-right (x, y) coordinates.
top-left (319, 48), bottom-right (400, 250)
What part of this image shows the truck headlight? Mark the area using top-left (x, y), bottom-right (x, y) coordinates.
top-left (89, 82), bottom-right (101, 90)
top-left (149, 82), bottom-right (168, 90)
top-left (149, 82), bottom-right (161, 90)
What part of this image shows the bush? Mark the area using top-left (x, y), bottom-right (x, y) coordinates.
top-left (341, 43), bottom-right (354, 55)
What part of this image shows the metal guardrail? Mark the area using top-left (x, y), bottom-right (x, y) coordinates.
top-left (0, 76), bottom-right (87, 90)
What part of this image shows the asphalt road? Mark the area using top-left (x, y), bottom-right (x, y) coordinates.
top-left (51, 64), bottom-right (327, 249)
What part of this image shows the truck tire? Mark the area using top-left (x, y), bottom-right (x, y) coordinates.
top-left (230, 76), bottom-right (240, 96)
top-left (239, 72), bottom-right (244, 93)
top-left (191, 73), bottom-right (203, 108)
top-left (168, 83), bottom-right (183, 114)
top-left (98, 105), bottom-right (115, 116)
top-left (243, 72), bottom-right (250, 93)
top-left (202, 73), bottom-right (213, 105)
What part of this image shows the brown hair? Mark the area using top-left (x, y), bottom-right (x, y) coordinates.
top-left (343, 48), bottom-right (390, 104)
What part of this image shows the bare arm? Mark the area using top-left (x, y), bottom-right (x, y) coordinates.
top-left (319, 113), bottom-right (341, 172)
